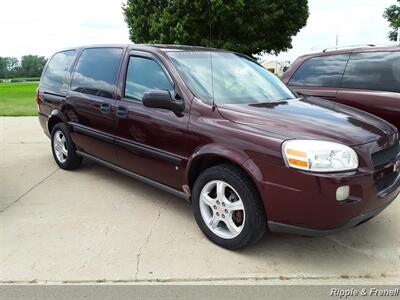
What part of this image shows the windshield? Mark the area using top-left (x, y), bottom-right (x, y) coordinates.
top-left (167, 51), bottom-right (296, 104)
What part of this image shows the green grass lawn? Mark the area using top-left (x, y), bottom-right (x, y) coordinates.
top-left (0, 82), bottom-right (38, 116)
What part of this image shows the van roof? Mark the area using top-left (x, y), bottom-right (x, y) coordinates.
top-left (296, 44), bottom-right (400, 61)
top-left (57, 44), bottom-right (231, 53)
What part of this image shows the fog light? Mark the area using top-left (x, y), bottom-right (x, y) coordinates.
top-left (336, 186), bottom-right (350, 201)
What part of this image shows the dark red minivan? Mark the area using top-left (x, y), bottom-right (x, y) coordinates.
top-left (282, 45), bottom-right (400, 130)
top-left (37, 44), bottom-right (400, 249)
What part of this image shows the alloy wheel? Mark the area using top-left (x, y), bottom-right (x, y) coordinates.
top-left (53, 130), bottom-right (68, 163)
top-left (199, 180), bottom-right (245, 239)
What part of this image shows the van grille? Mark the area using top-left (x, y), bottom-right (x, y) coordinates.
top-left (372, 143), bottom-right (400, 169)
top-left (376, 172), bottom-right (399, 194)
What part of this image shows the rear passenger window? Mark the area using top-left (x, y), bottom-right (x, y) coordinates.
top-left (289, 54), bottom-right (350, 87)
top-left (71, 48), bottom-right (123, 98)
top-left (125, 56), bottom-right (173, 101)
top-left (341, 52), bottom-right (400, 93)
top-left (41, 50), bottom-right (76, 89)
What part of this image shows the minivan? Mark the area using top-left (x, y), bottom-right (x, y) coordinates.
top-left (37, 44), bottom-right (400, 249)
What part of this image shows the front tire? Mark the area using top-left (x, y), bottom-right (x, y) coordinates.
top-left (192, 164), bottom-right (266, 250)
top-left (51, 123), bottom-right (82, 170)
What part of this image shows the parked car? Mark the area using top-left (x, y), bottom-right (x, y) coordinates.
top-left (282, 45), bottom-right (400, 130)
top-left (37, 44), bottom-right (400, 249)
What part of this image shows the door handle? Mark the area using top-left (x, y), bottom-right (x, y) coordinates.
top-left (100, 103), bottom-right (111, 114)
top-left (116, 106), bottom-right (128, 118)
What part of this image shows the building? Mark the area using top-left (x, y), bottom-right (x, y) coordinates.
top-left (261, 60), bottom-right (291, 77)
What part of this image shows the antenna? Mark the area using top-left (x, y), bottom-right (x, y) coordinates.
top-left (208, 1), bottom-right (215, 110)
top-left (397, 29), bottom-right (400, 43)
top-left (210, 51), bottom-right (216, 110)
top-left (397, 0), bottom-right (400, 43)
top-left (397, 1), bottom-right (400, 43)
top-left (209, 0), bottom-right (212, 45)
top-left (336, 33), bottom-right (339, 49)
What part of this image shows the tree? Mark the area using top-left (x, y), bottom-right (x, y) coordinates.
top-left (0, 57), bottom-right (20, 78)
top-left (0, 55), bottom-right (47, 79)
top-left (383, 2), bottom-right (400, 42)
top-left (0, 57), bottom-right (7, 79)
top-left (4, 57), bottom-right (20, 78)
top-left (123, 0), bottom-right (309, 57)
top-left (20, 55), bottom-right (47, 77)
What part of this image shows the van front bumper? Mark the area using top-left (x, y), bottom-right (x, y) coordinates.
top-left (259, 157), bottom-right (400, 234)
top-left (267, 190), bottom-right (398, 236)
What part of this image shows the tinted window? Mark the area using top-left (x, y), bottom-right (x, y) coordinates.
top-left (125, 56), bottom-right (173, 101)
top-left (41, 50), bottom-right (76, 89)
top-left (71, 48), bottom-right (123, 98)
top-left (289, 54), bottom-right (350, 87)
top-left (341, 51), bottom-right (400, 93)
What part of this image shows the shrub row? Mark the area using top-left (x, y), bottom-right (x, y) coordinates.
top-left (1, 77), bottom-right (40, 83)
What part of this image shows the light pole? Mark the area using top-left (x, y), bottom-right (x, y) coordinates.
top-left (398, 0), bottom-right (400, 43)
top-left (398, 27), bottom-right (399, 43)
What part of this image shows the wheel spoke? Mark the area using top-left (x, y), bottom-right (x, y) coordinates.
top-left (224, 217), bottom-right (239, 235)
top-left (208, 215), bottom-right (220, 229)
top-left (201, 194), bottom-right (215, 208)
top-left (227, 200), bottom-right (244, 211)
top-left (61, 147), bottom-right (68, 156)
top-left (216, 181), bottom-right (226, 200)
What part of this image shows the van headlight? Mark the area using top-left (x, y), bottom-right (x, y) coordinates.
top-left (282, 140), bottom-right (358, 172)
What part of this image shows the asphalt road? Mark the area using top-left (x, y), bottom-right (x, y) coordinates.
top-left (0, 117), bottom-right (399, 284)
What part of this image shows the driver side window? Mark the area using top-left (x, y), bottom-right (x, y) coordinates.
top-left (124, 56), bottom-right (173, 101)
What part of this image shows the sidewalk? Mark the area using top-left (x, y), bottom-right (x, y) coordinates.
top-left (0, 117), bottom-right (399, 284)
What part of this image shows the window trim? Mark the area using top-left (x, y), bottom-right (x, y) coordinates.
top-left (69, 46), bottom-right (124, 99)
top-left (122, 52), bottom-right (175, 103)
top-left (288, 54), bottom-right (350, 88)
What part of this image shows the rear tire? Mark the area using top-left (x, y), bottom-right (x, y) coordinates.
top-left (192, 164), bottom-right (266, 250)
top-left (51, 123), bottom-right (82, 170)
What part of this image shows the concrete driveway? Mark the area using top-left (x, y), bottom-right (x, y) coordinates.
top-left (0, 117), bottom-right (399, 284)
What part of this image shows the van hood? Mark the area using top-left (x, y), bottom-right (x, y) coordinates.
top-left (217, 96), bottom-right (396, 146)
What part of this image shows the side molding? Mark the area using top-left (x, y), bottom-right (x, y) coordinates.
top-left (76, 150), bottom-right (190, 202)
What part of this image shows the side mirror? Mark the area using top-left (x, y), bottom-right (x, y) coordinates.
top-left (143, 89), bottom-right (184, 112)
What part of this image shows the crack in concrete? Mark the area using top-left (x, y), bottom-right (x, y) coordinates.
top-left (135, 199), bottom-right (170, 280)
top-left (2, 142), bottom-right (48, 145)
top-left (1, 273), bottom-right (399, 284)
top-left (0, 168), bottom-right (59, 214)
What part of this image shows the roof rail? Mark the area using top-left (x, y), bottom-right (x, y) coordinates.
top-left (322, 44), bottom-right (376, 52)
top-left (368, 42), bottom-right (400, 48)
